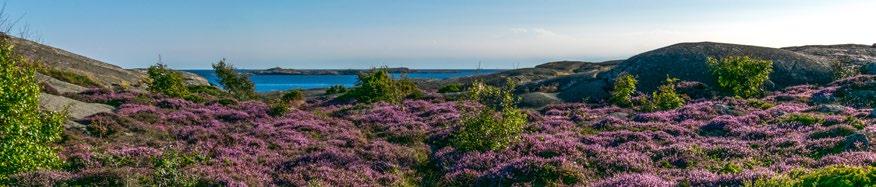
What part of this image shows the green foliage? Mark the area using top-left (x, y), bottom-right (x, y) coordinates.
top-left (438, 83), bottom-right (463, 93)
top-left (150, 151), bottom-right (206, 186)
top-left (451, 108), bottom-right (527, 152)
top-left (147, 63), bottom-right (189, 98)
top-left (642, 77), bottom-right (685, 111)
top-left (0, 39), bottom-right (65, 178)
top-left (213, 59), bottom-right (256, 100)
top-left (746, 99), bottom-right (775, 110)
top-left (465, 80), bottom-right (519, 111)
top-left (282, 90), bottom-right (305, 102)
top-left (268, 101), bottom-right (290, 117)
top-left (342, 68), bottom-right (422, 104)
top-left (748, 166), bottom-right (876, 187)
top-left (830, 59), bottom-right (860, 80)
top-left (780, 113), bottom-right (824, 126)
top-left (706, 56), bottom-right (774, 98)
top-left (35, 66), bottom-right (101, 88)
top-left (325, 85), bottom-right (347, 95)
top-left (610, 73), bottom-right (638, 107)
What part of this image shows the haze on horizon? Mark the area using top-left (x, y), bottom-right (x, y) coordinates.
top-left (4, 0), bottom-right (875, 69)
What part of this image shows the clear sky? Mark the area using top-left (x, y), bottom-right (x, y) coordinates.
top-left (4, 0), bottom-right (875, 69)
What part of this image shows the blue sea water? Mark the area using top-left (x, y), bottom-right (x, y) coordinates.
top-left (184, 69), bottom-right (502, 92)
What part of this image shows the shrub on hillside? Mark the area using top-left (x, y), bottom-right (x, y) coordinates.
top-left (146, 63), bottom-right (189, 98)
top-left (451, 107), bottom-right (527, 152)
top-left (342, 68), bottom-right (423, 103)
top-left (0, 38), bottom-right (65, 178)
top-left (325, 85), bottom-right (347, 94)
top-left (831, 59), bottom-right (860, 80)
top-left (281, 90), bottom-right (304, 102)
top-left (780, 113), bottom-right (824, 126)
top-left (750, 166), bottom-right (876, 187)
top-left (706, 56), bottom-right (773, 98)
top-left (642, 76), bottom-right (685, 111)
top-left (465, 79), bottom-right (518, 111)
top-left (438, 83), bottom-right (463, 93)
top-left (212, 59), bottom-right (256, 100)
top-left (34, 64), bottom-right (101, 88)
top-left (610, 73), bottom-right (637, 107)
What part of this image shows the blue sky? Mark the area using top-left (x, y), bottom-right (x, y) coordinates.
top-left (4, 0), bottom-right (875, 69)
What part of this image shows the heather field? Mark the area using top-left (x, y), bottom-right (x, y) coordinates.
top-left (9, 75), bottom-right (876, 186)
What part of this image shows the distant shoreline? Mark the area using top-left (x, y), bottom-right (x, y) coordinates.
top-left (183, 68), bottom-right (507, 75)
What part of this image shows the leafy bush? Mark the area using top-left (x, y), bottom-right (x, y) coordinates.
top-left (146, 63), bottom-right (189, 98)
top-left (746, 99), bottom-right (775, 109)
top-left (150, 151), bottom-right (206, 186)
top-left (281, 90), bottom-right (304, 102)
top-left (610, 73), bottom-right (638, 107)
top-left (451, 108), bottom-right (527, 152)
top-left (0, 38), bottom-right (65, 178)
top-left (342, 68), bottom-right (422, 104)
top-left (325, 85), bottom-right (347, 94)
top-left (831, 59), bottom-right (860, 80)
top-left (438, 83), bottom-right (463, 93)
top-left (706, 56), bottom-right (773, 98)
top-left (465, 79), bottom-right (518, 111)
top-left (212, 59), bottom-right (256, 100)
top-left (750, 166), bottom-right (876, 187)
top-left (642, 77), bottom-right (685, 111)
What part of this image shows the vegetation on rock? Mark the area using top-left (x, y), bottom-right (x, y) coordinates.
top-left (610, 73), bottom-right (637, 107)
top-left (642, 76), bottom-right (685, 111)
top-left (146, 63), bottom-right (189, 98)
top-left (342, 68), bottom-right (422, 103)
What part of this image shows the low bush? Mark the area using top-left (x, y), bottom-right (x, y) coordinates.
top-left (213, 59), bottom-right (256, 100)
top-left (325, 85), bottom-right (347, 94)
top-left (707, 56), bottom-right (773, 98)
top-left (438, 83), bottom-right (463, 93)
top-left (342, 68), bottom-right (423, 104)
top-left (780, 113), bottom-right (824, 126)
top-left (642, 77), bottom-right (685, 111)
top-left (35, 66), bottom-right (101, 88)
top-left (451, 108), bottom-right (527, 152)
top-left (0, 38), bottom-right (65, 179)
top-left (281, 90), bottom-right (304, 102)
top-left (268, 101), bottom-right (290, 117)
top-left (146, 63), bottom-right (189, 98)
top-left (610, 73), bottom-right (637, 107)
top-left (465, 79), bottom-right (518, 111)
top-left (750, 165), bottom-right (876, 187)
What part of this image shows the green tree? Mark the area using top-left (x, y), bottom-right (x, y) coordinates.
top-left (212, 59), bottom-right (256, 100)
top-left (147, 63), bottom-right (189, 98)
top-left (0, 38), bottom-right (65, 178)
top-left (610, 73), bottom-right (638, 107)
top-left (706, 56), bottom-right (773, 98)
top-left (451, 107), bottom-right (527, 152)
top-left (465, 79), bottom-right (519, 111)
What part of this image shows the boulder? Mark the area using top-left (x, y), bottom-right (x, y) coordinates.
top-left (870, 109), bottom-right (876, 118)
top-left (841, 133), bottom-right (871, 152)
top-left (603, 42), bottom-right (833, 93)
top-left (811, 104), bottom-right (849, 114)
top-left (556, 78), bottom-right (610, 102)
top-left (39, 93), bottom-right (114, 120)
top-left (863, 63), bottom-right (876, 75)
top-left (518, 92), bottom-right (562, 108)
top-left (35, 72), bottom-right (88, 94)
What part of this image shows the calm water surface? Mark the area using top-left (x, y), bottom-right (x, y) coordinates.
top-left (184, 69), bottom-right (502, 92)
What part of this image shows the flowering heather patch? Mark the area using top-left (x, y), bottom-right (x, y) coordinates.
top-left (8, 75), bottom-right (876, 186)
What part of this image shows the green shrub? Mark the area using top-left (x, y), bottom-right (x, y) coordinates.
top-left (780, 113), bottom-right (824, 126)
top-left (212, 59), bottom-right (256, 100)
top-left (325, 85), bottom-right (347, 95)
top-left (343, 68), bottom-right (422, 104)
top-left (749, 166), bottom-right (876, 187)
top-left (465, 79), bottom-right (519, 111)
top-left (0, 38), bottom-right (65, 178)
top-left (746, 99), bottom-right (775, 110)
top-left (451, 108), bottom-right (527, 152)
top-left (706, 56), bottom-right (774, 98)
top-left (268, 100), bottom-right (290, 117)
top-left (642, 77), bottom-right (685, 111)
top-left (150, 151), bottom-right (206, 186)
top-left (831, 59), bottom-right (860, 80)
top-left (146, 63), bottom-right (189, 98)
top-left (610, 73), bottom-right (638, 107)
top-left (438, 83), bottom-right (463, 93)
top-left (281, 90), bottom-right (305, 102)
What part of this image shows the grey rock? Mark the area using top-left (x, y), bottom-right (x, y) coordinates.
top-left (812, 104), bottom-right (848, 114)
top-left (863, 63), bottom-right (876, 75)
top-left (841, 133), bottom-right (870, 152)
top-left (810, 91), bottom-right (837, 104)
top-left (870, 109), bottom-right (876, 118)
top-left (604, 42), bottom-right (834, 93)
top-left (39, 92), bottom-right (114, 119)
top-left (556, 78), bottom-right (610, 102)
top-left (609, 112), bottom-right (630, 119)
top-left (35, 72), bottom-right (88, 94)
top-left (713, 104), bottom-right (734, 115)
top-left (518, 92), bottom-right (562, 108)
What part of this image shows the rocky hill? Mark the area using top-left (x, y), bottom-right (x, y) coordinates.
top-left (418, 60), bottom-right (619, 91)
top-left (782, 44), bottom-right (876, 64)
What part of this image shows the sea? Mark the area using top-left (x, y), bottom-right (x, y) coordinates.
top-left (184, 69), bottom-right (502, 92)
